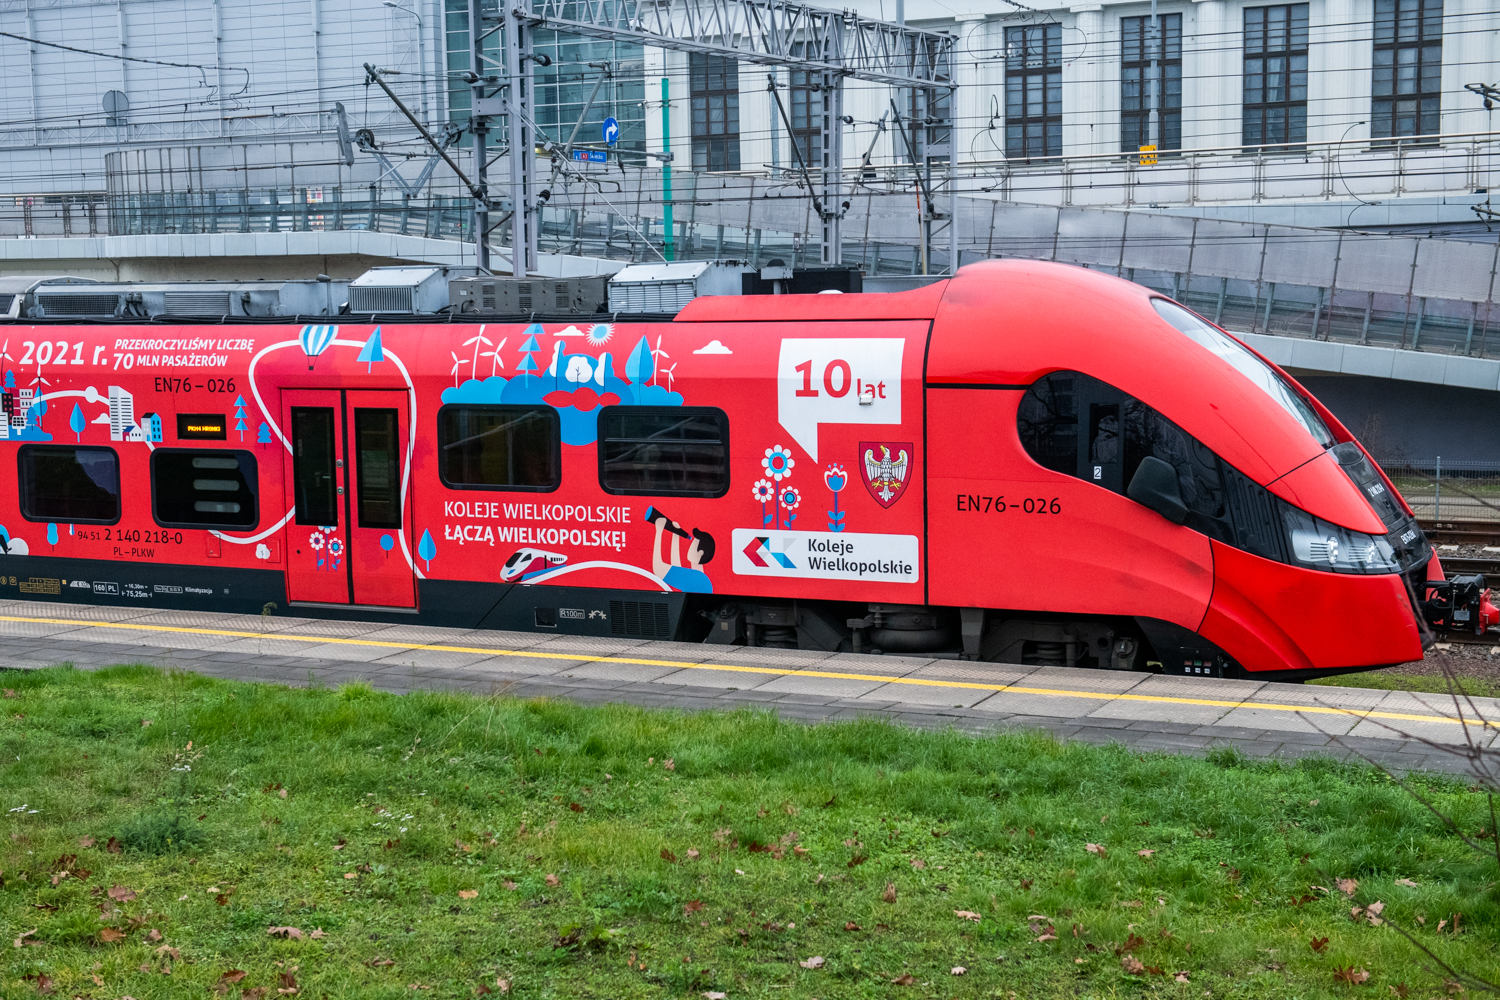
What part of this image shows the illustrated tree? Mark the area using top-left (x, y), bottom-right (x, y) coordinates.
top-left (69, 403), bottom-right (85, 442)
top-left (517, 333), bottom-right (541, 383)
top-left (257, 422), bottom-right (272, 446)
top-left (357, 327), bottom-right (384, 372)
top-left (233, 396), bottom-right (248, 441)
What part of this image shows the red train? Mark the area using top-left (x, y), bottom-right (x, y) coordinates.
top-left (0, 260), bottom-right (1459, 677)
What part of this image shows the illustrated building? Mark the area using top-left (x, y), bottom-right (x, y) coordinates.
top-left (108, 385), bottom-right (134, 441)
top-left (16, 388), bottom-right (33, 429)
top-left (140, 412), bottom-right (163, 442)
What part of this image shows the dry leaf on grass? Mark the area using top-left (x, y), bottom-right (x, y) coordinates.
top-left (220, 971), bottom-right (249, 985)
top-left (502, 880), bottom-right (518, 891)
top-left (1336, 878), bottom-right (1359, 897)
top-left (107, 885), bottom-right (137, 901)
top-left (1311, 936), bottom-right (1329, 953)
top-left (799, 956), bottom-right (825, 969)
top-left (1395, 878), bottom-right (1419, 888)
top-left (687, 849), bottom-right (700, 860)
top-left (268, 926), bottom-right (305, 940)
top-left (1085, 843), bottom-right (1107, 858)
top-left (458, 890), bottom-right (478, 899)
top-left (661, 848), bottom-right (679, 863)
top-left (99, 928), bottom-right (126, 943)
top-left (13, 928), bottom-right (39, 948)
top-left (891, 973), bottom-right (916, 985)
top-left (310, 929), bottom-right (326, 939)
top-left (685, 900), bottom-right (704, 914)
top-left (910, 858), bottom-right (926, 869)
top-left (1121, 956), bottom-right (1146, 975)
top-left (1174, 971), bottom-right (1190, 983)
top-left (882, 883), bottom-right (897, 903)
top-left (1334, 967), bottom-right (1371, 984)
top-left (1137, 849), bottom-right (1156, 858)
top-left (544, 874), bottom-right (560, 887)
top-left (701, 993), bottom-right (726, 1000)
top-left (954, 910), bottom-right (981, 922)
top-left (951, 966), bottom-right (967, 976)
top-left (844, 922), bottom-right (861, 931)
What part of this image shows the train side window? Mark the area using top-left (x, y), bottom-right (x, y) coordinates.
top-left (151, 449), bottom-right (259, 530)
top-left (437, 405), bottom-right (560, 492)
top-left (598, 406), bottom-right (730, 496)
top-left (1016, 373), bottom-right (1079, 475)
top-left (17, 446), bottom-right (120, 524)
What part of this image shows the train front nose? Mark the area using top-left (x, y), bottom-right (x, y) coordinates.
top-left (1200, 444), bottom-right (1431, 675)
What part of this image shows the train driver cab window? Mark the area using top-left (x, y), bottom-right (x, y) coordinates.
top-left (17, 446), bottom-right (120, 524)
top-left (598, 407), bottom-right (730, 496)
top-left (151, 449), bottom-right (259, 529)
top-left (437, 405), bottom-right (560, 491)
top-left (1018, 371), bottom-right (1286, 561)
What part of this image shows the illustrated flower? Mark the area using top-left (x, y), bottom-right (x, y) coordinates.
top-left (824, 463), bottom-right (848, 492)
top-left (752, 479), bottom-right (776, 504)
top-left (327, 538), bottom-right (345, 558)
top-left (308, 531), bottom-right (326, 551)
top-left (779, 486), bottom-right (801, 511)
top-left (763, 445), bottom-right (795, 481)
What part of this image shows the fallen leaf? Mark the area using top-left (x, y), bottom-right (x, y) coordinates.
top-left (1395, 878), bottom-right (1418, 888)
top-left (544, 874), bottom-right (560, 887)
top-left (891, 973), bottom-right (916, 985)
top-left (1337, 877), bottom-right (1359, 897)
top-left (311, 929), bottom-right (326, 939)
top-left (569, 803), bottom-right (583, 813)
top-left (458, 890), bottom-right (478, 900)
top-left (701, 993), bottom-right (726, 1000)
top-left (146, 928), bottom-right (163, 942)
top-left (1365, 900), bottom-right (1386, 926)
top-left (245, 990), bottom-right (269, 1000)
top-left (661, 848), bottom-right (679, 863)
top-left (99, 927), bottom-right (126, 943)
top-left (78, 836), bottom-right (95, 848)
top-left (108, 885), bottom-right (137, 901)
top-left (1311, 936), bottom-right (1329, 953)
top-left (268, 926), bottom-right (305, 940)
top-left (1085, 842), bottom-right (1107, 858)
top-left (1, 689), bottom-right (13, 698)
top-left (1175, 971), bottom-right (1191, 983)
top-left (1121, 956), bottom-right (1146, 975)
top-left (343, 872), bottom-right (358, 880)
top-left (910, 859), bottom-right (926, 869)
top-left (844, 921), bottom-right (861, 931)
top-left (495, 980), bottom-right (511, 994)
top-left (951, 966), bottom-right (967, 976)
top-left (141, 719), bottom-right (153, 727)
top-left (1036, 933), bottom-right (1058, 942)
top-left (502, 881), bottom-right (518, 891)
top-left (22, 972), bottom-right (53, 993)
top-left (1310, 798), bottom-right (1320, 806)
top-left (882, 882), bottom-right (897, 903)
top-left (687, 849), bottom-right (700, 860)
top-left (1137, 849), bottom-right (1156, 858)
top-left (1392, 984), bottom-right (1410, 998)
top-left (685, 900), bottom-right (704, 914)
top-left (366, 958), bottom-right (396, 968)
top-left (799, 955), bottom-right (825, 969)
top-left (954, 910), bottom-right (982, 922)
top-left (1334, 967), bottom-right (1371, 985)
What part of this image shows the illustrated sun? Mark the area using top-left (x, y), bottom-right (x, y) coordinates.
top-left (585, 324), bottom-right (613, 346)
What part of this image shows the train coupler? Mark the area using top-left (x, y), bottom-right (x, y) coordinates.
top-left (1422, 574), bottom-right (1500, 635)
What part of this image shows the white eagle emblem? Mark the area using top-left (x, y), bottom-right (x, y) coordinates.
top-left (861, 443), bottom-right (910, 508)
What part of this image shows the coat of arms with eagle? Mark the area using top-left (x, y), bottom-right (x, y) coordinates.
top-left (859, 441), bottom-right (912, 508)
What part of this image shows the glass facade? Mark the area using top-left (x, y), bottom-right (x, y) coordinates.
top-left (1243, 3), bottom-right (1309, 149)
top-left (1121, 14), bottom-right (1182, 153)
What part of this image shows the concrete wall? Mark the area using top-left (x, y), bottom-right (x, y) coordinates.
top-left (1298, 374), bottom-right (1500, 466)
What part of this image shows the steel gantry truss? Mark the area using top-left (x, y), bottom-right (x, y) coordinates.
top-left (466, 0), bottom-right (957, 274)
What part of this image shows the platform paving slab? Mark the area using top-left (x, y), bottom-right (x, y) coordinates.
top-left (0, 605), bottom-right (1497, 777)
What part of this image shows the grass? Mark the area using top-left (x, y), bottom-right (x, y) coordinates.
top-left (1, 666), bottom-right (1496, 999)
top-left (1309, 671), bottom-right (1500, 700)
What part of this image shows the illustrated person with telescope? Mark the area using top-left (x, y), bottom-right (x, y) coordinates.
top-left (645, 506), bottom-right (716, 594)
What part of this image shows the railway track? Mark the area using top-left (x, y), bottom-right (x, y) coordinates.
top-left (1419, 518), bottom-right (1500, 577)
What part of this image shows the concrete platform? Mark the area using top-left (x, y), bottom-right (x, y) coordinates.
top-left (1, 599), bottom-right (1496, 776)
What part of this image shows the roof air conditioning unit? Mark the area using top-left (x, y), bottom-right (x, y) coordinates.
top-left (450, 276), bottom-right (608, 316)
top-left (606, 261), bottom-right (753, 315)
top-left (349, 266), bottom-right (480, 315)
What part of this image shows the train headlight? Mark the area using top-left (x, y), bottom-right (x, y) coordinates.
top-left (1282, 505), bottom-right (1401, 575)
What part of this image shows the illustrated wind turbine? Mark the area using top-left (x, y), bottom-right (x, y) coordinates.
top-left (649, 336), bottom-right (670, 385)
top-left (660, 362), bottom-right (678, 394)
top-left (481, 337), bottom-right (508, 376)
top-left (449, 351), bottom-right (464, 388)
top-left (463, 328), bottom-right (493, 378)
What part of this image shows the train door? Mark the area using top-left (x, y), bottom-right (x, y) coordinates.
top-left (281, 389), bottom-right (415, 609)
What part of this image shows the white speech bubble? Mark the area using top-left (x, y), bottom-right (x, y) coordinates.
top-left (777, 338), bottom-right (904, 459)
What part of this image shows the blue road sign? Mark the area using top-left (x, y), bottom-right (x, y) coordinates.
top-left (572, 149), bottom-right (607, 163)
top-left (602, 116), bottom-right (620, 145)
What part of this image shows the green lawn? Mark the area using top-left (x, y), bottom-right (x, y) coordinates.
top-left (2, 666), bottom-right (1496, 999)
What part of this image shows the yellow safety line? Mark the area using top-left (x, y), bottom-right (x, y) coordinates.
top-left (2, 613), bottom-right (1495, 730)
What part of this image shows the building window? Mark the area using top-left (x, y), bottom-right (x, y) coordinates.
top-left (1005, 24), bottom-right (1063, 159)
top-left (1372, 0), bottom-right (1442, 142)
top-left (1121, 14), bottom-right (1182, 153)
top-left (1243, 4), bottom-right (1309, 149)
top-left (788, 61), bottom-right (822, 171)
top-left (691, 54), bottom-right (741, 171)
